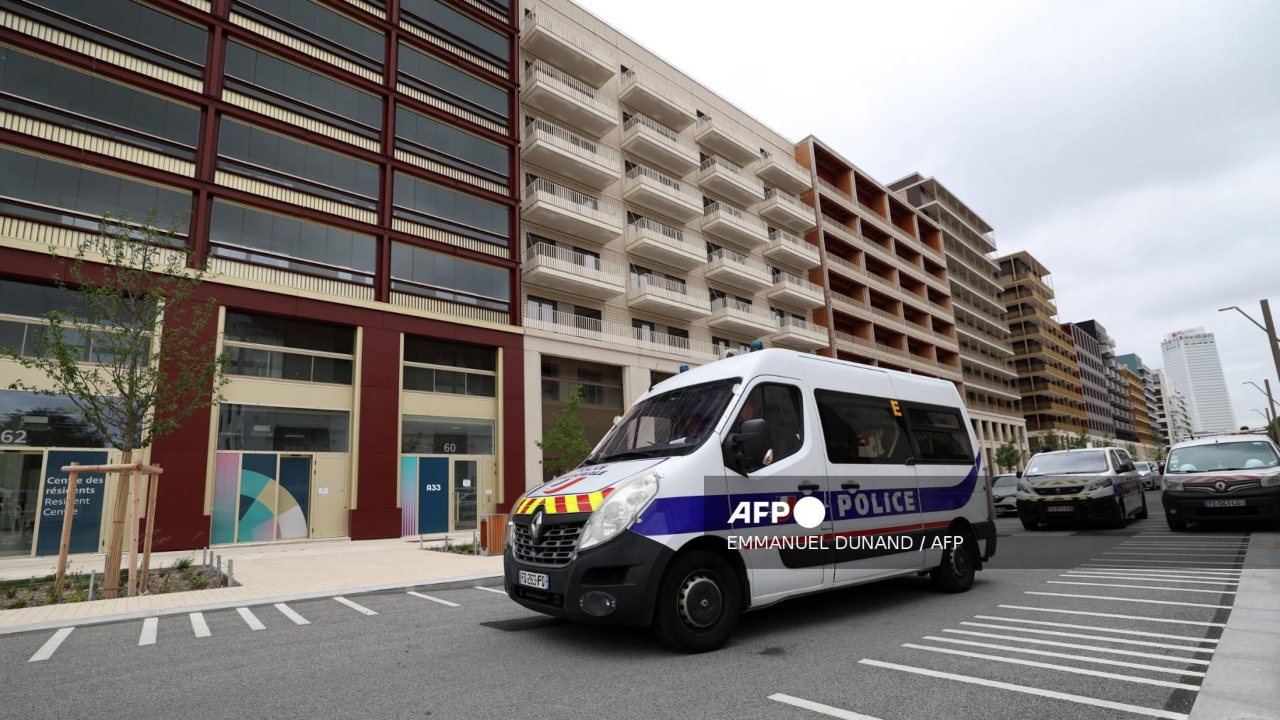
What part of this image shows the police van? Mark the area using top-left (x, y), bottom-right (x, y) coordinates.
top-left (503, 348), bottom-right (996, 652)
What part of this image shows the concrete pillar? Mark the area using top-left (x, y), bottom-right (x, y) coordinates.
top-left (621, 364), bottom-right (651, 408)
top-left (524, 347), bottom-right (543, 490)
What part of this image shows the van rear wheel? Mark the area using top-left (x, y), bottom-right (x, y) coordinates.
top-left (930, 531), bottom-right (977, 593)
top-left (652, 551), bottom-right (742, 653)
top-left (1135, 493), bottom-right (1149, 520)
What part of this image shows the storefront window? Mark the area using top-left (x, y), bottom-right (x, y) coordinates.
top-left (401, 416), bottom-right (493, 454)
top-left (0, 389), bottom-right (116, 448)
top-left (217, 404), bottom-right (349, 452)
top-left (402, 336), bottom-right (497, 397)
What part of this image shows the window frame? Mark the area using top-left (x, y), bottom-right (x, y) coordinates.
top-left (902, 402), bottom-right (977, 465)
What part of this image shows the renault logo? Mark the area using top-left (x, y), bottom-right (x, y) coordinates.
top-left (531, 509), bottom-right (545, 542)
top-left (1214, 481), bottom-right (1228, 493)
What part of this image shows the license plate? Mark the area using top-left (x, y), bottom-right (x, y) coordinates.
top-left (518, 570), bottom-right (549, 590)
top-left (1046, 505), bottom-right (1074, 513)
top-left (1204, 499), bottom-right (1246, 508)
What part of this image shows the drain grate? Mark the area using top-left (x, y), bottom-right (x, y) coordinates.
top-left (480, 617), bottom-right (564, 632)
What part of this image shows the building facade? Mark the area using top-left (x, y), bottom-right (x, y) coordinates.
top-left (0, 0), bottom-right (527, 555)
top-left (1117, 352), bottom-right (1165, 450)
top-left (1155, 369), bottom-right (1193, 444)
top-left (1064, 321), bottom-right (1115, 441)
top-left (1161, 328), bottom-right (1237, 435)
top-left (890, 174), bottom-right (1026, 471)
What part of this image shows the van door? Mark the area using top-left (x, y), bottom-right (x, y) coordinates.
top-left (899, 401), bottom-right (983, 570)
top-left (723, 377), bottom-right (828, 603)
top-left (813, 375), bottom-right (924, 586)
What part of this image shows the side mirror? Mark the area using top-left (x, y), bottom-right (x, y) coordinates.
top-left (611, 415), bottom-right (622, 426)
top-left (1015, 470), bottom-right (1023, 479)
top-left (724, 418), bottom-right (769, 475)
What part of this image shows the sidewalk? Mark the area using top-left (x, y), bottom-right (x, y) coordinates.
top-left (0, 535), bottom-right (503, 634)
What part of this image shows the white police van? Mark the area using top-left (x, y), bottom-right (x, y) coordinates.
top-left (504, 349), bottom-right (995, 652)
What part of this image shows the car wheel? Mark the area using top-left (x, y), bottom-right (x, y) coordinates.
top-left (652, 551), bottom-right (742, 654)
top-left (1135, 492), bottom-right (1149, 520)
top-left (1020, 514), bottom-right (1041, 531)
top-left (1166, 515), bottom-right (1188, 532)
top-left (930, 528), bottom-right (978, 593)
top-left (1107, 497), bottom-right (1128, 529)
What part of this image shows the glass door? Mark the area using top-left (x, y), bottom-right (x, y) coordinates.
top-left (453, 459), bottom-right (478, 531)
top-left (0, 453), bottom-right (43, 557)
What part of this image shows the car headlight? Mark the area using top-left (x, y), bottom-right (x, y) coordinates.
top-left (578, 472), bottom-right (660, 552)
top-left (1260, 472), bottom-right (1280, 488)
top-left (1085, 477), bottom-right (1114, 491)
top-left (1164, 479), bottom-right (1184, 491)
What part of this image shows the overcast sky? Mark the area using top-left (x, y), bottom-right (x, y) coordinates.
top-left (578, 0), bottom-right (1280, 430)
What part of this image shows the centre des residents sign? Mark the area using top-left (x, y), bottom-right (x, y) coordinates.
top-left (36, 450), bottom-right (110, 556)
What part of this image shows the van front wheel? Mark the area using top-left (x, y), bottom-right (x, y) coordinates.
top-left (930, 533), bottom-right (977, 593)
top-left (652, 551), bottom-right (742, 653)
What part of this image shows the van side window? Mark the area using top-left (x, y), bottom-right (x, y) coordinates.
top-left (732, 383), bottom-right (804, 464)
top-left (906, 406), bottom-right (974, 463)
top-left (814, 390), bottom-right (912, 464)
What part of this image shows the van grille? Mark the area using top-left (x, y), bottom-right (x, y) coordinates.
top-left (1035, 485), bottom-right (1084, 496)
top-left (512, 522), bottom-right (583, 566)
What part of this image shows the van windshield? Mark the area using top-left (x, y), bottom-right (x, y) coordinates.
top-left (1025, 451), bottom-right (1109, 476)
top-left (1166, 441), bottom-right (1280, 473)
top-left (585, 378), bottom-right (739, 465)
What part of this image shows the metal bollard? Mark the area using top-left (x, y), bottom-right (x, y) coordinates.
top-left (202, 548), bottom-right (208, 568)
top-left (216, 554), bottom-right (221, 584)
top-left (88, 571), bottom-right (95, 602)
top-left (472, 530), bottom-right (478, 555)
top-left (227, 559), bottom-right (234, 587)
top-left (419, 534), bottom-right (424, 551)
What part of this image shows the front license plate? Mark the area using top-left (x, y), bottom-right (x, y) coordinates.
top-left (1204, 499), bottom-right (1246, 508)
top-left (518, 570), bottom-right (549, 590)
top-left (1046, 505), bottom-right (1074, 513)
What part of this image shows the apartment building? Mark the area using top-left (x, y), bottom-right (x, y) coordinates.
top-left (1117, 352), bottom-right (1165, 449)
top-left (1156, 369), bottom-right (1194, 444)
top-left (889, 174), bottom-right (1026, 470)
top-left (1161, 328), bottom-right (1238, 435)
top-left (996, 251), bottom-right (1086, 449)
top-left (1119, 364), bottom-right (1157, 452)
top-left (0, 0), bottom-right (525, 556)
top-left (1064, 322), bottom-right (1116, 440)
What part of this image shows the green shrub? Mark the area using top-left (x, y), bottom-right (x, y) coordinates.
top-left (5, 596), bottom-right (29, 610)
top-left (172, 556), bottom-right (194, 571)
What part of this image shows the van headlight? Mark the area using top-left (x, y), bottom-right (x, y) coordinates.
top-left (1260, 472), bottom-right (1280, 488)
top-left (1085, 477), bottom-right (1114, 491)
top-left (1016, 481), bottom-right (1033, 495)
top-left (1164, 479), bottom-right (1184, 491)
top-left (578, 473), bottom-right (660, 552)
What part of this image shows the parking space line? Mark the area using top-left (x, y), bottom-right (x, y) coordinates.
top-left (1103, 552), bottom-right (1245, 557)
top-left (973, 616), bottom-right (1218, 643)
top-left (1077, 566), bottom-right (1242, 575)
top-left (1046, 581), bottom-right (1236, 595)
top-left (190, 612), bottom-right (211, 638)
top-left (237, 607), bottom-right (266, 631)
top-left (275, 603), bottom-right (310, 625)
top-left (998, 604), bottom-right (1226, 627)
top-left (919, 637), bottom-right (1207, 676)
top-left (28, 627), bottom-right (74, 662)
top-left (902, 644), bottom-right (1201, 691)
top-left (767, 693), bottom-right (886, 719)
top-left (334, 596), bottom-right (377, 615)
top-left (939, 629), bottom-right (1211, 664)
top-left (958, 622), bottom-right (1214, 652)
top-left (1120, 542), bottom-right (1247, 546)
top-left (138, 617), bottom-right (158, 646)
top-left (858, 659), bottom-right (1190, 719)
top-left (474, 586), bottom-right (506, 595)
top-left (1062, 573), bottom-right (1238, 586)
top-left (408, 591), bottom-right (459, 607)
top-left (1085, 559), bottom-right (1244, 567)
top-left (1025, 592), bottom-right (1232, 609)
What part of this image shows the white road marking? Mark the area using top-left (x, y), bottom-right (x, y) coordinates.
top-left (1046, 581), bottom-right (1236, 595)
top-left (28, 627), bottom-right (74, 662)
top-left (1120, 542), bottom-right (1247, 547)
top-left (1025, 591), bottom-right (1233, 609)
top-left (920, 637), bottom-right (1207, 676)
top-left (275, 603), bottom-right (310, 625)
top-left (138, 617), bottom-right (158, 646)
top-left (1062, 573), bottom-right (1238, 586)
top-left (940, 629), bottom-right (1211, 664)
top-left (972, 615), bottom-right (1218, 643)
top-left (1085, 559), bottom-right (1244, 566)
top-left (474, 586), bottom-right (507, 595)
top-left (902, 643), bottom-right (1201, 691)
top-left (958, 622), bottom-right (1214, 652)
top-left (1077, 566), bottom-right (1242, 575)
top-left (237, 607), bottom-right (266, 630)
top-left (767, 693), bottom-right (887, 720)
top-left (408, 591), bottom-right (459, 607)
top-left (1103, 551), bottom-right (1245, 557)
top-left (998, 604), bottom-right (1225, 627)
top-left (190, 612), bottom-right (211, 638)
top-left (334, 596), bottom-right (377, 615)
top-left (858, 659), bottom-right (1190, 719)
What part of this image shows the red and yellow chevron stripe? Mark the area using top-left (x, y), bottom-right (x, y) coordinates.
top-left (515, 487), bottom-right (614, 515)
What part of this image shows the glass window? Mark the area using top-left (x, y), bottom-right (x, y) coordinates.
top-left (217, 404), bottom-right (349, 452)
top-left (236, 0), bottom-right (383, 66)
top-left (1024, 450), bottom-right (1111, 476)
top-left (401, 416), bottom-right (494, 454)
top-left (1166, 441), bottom-right (1280, 473)
top-left (395, 105), bottom-right (509, 184)
top-left (224, 311), bottom-right (355, 354)
top-left (403, 337), bottom-right (495, 371)
top-left (389, 242), bottom-right (510, 312)
top-left (402, 337), bottom-right (496, 397)
top-left (217, 119), bottom-right (379, 207)
top-left (18, 0), bottom-right (206, 73)
top-left (392, 171), bottom-right (509, 246)
top-left (815, 390), bottom-right (913, 464)
top-left (209, 201), bottom-right (376, 283)
top-left (397, 42), bottom-right (509, 125)
top-left (223, 41), bottom-right (381, 135)
top-left (588, 379), bottom-right (738, 463)
top-left (730, 383), bottom-right (804, 465)
top-left (907, 407), bottom-right (975, 464)
top-left (400, 0), bottom-right (509, 65)
top-left (0, 388), bottom-right (120, 448)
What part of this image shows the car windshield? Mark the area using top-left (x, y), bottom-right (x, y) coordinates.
top-left (1135, 462), bottom-right (1150, 471)
top-left (585, 378), bottom-right (739, 465)
top-left (1166, 441), bottom-right (1280, 474)
top-left (1025, 451), bottom-right (1109, 476)
top-left (992, 476), bottom-right (1018, 487)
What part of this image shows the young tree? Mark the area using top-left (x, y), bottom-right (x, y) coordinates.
top-left (994, 440), bottom-right (1023, 473)
top-left (3, 213), bottom-right (227, 598)
top-left (1070, 430), bottom-right (1091, 449)
top-left (537, 384), bottom-right (592, 479)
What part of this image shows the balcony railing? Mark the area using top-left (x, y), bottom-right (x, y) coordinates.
top-left (627, 216), bottom-right (704, 255)
top-left (700, 155), bottom-right (764, 196)
top-left (524, 242), bottom-right (623, 285)
top-left (525, 307), bottom-right (717, 360)
top-left (624, 163), bottom-right (702, 207)
top-left (525, 177), bottom-right (623, 227)
top-left (702, 201), bottom-right (768, 234)
top-left (523, 58), bottom-right (618, 118)
top-left (623, 112), bottom-right (695, 150)
top-left (751, 152), bottom-right (811, 192)
top-left (524, 116), bottom-right (620, 169)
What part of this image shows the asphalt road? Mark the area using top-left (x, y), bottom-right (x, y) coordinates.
top-left (0, 492), bottom-right (1257, 720)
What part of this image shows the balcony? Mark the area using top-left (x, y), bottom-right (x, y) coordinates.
top-left (523, 242), bottom-right (625, 299)
top-left (621, 114), bottom-right (699, 176)
top-left (622, 164), bottom-right (703, 222)
top-left (522, 59), bottom-right (619, 138)
top-left (705, 249), bottom-right (773, 291)
top-left (521, 118), bottom-right (621, 189)
top-left (525, 307), bottom-right (716, 361)
top-left (519, 10), bottom-right (615, 88)
top-left (751, 153), bottom-right (811, 195)
top-left (767, 272), bottom-right (825, 309)
top-left (698, 156), bottom-right (765, 206)
top-left (709, 297), bottom-right (776, 336)
top-left (770, 316), bottom-right (829, 351)
top-left (625, 217), bottom-right (706, 270)
top-left (619, 68), bottom-right (696, 130)
top-left (694, 115), bottom-right (758, 165)
top-left (756, 188), bottom-right (815, 232)
top-left (523, 178), bottom-right (624, 243)
top-left (701, 201), bottom-right (769, 248)
top-left (763, 229), bottom-right (820, 271)
top-left (627, 275), bottom-right (711, 320)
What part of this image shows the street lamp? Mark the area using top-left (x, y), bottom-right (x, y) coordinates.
top-left (1241, 380), bottom-right (1278, 428)
top-left (1219, 300), bottom-right (1280, 389)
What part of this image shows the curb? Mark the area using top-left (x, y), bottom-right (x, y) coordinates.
top-left (0, 572), bottom-right (505, 637)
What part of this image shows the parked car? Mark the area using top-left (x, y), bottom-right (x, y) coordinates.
top-left (1134, 461), bottom-right (1161, 490)
top-left (1162, 434), bottom-right (1280, 531)
top-left (991, 475), bottom-right (1019, 515)
top-left (1014, 448), bottom-right (1146, 529)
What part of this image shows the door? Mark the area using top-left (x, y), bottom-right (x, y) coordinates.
top-left (453, 459), bottom-right (478, 531)
top-left (310, 454), bottom-right (349, 538)
top-left (899, 401), bottom-right (981, 570)
top-left (724, 377), bottom-right (828, 603)
top-left (417, 457), bottom-right (450, 534)
top-left (277, 456), bottom-right (311, 540)
top-left (0, 452), bottom-right (43, 557)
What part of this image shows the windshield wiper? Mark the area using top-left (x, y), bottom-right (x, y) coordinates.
top-left (592, 447), bottom-right (671, 464)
